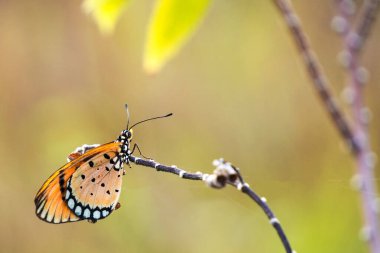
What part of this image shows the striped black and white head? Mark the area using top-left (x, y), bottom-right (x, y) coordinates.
top-left (117, 129), bottom-right (133, 143)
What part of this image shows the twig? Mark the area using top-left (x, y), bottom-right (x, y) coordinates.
top-left (273, 0), bottom-right (380, 251)
top-left (354, 0), bottom-right (380, 53)
top-left (272, 0), bottom-right (360, 155)
top-left (129, 155), bottom-right (294, 253)
top-left (334, 1), bottom-right (380, 251)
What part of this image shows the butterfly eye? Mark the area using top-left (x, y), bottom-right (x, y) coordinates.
top-left (127, 130), bottom-right (133, 139)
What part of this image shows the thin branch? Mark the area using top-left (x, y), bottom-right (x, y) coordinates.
top-left (274, 0), bottom-right (380, 251)
top-left (272, 0), bottom-right (360, 155)
top-left (129, 155), bottom-right (204, 180)
top-left (354, 0), bottom-right (380, 53)
top-left (129, 155), bottom-right (294, 253)
top-left (334, 1), bottom-right (380, 251)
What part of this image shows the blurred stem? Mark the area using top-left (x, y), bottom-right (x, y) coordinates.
top-left (273, 0), bottom-right (380, 251)
top-left (354, 0), bottom-right (380, 54)
top-left (272, 0), bottom-right (360, 154)
top-left (337, 0), bottom-right (380, 251)
top-left (129, 155), bottom-right (294, 253)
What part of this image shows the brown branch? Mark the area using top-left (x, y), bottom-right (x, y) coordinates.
top-left (129, 155), bottom-right (295, 253)
top-left (273, 0), bottom-right (380, 251)
top-left (334, 1), bottom-right (380, 252)
top-left (273, 0), bottom-right (360, 154)
top-left (354, 0), bottom-right (380, 53)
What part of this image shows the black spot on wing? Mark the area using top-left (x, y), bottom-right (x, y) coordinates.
top-left (59, 173), bottom-right (66, 196)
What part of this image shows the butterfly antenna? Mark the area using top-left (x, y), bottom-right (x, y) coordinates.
top-left (125, 104), bottom-right (130, 129)
top-left (129, 113), bottom-right (173, 129)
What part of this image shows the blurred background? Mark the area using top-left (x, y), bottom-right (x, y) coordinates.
top-left (1, 1), bottom-right (379, 252)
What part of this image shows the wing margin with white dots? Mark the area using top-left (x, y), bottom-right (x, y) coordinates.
top-left (34, 142), bottom-right (120, 224)
top-left (66, 149), bottom-right (124, 222)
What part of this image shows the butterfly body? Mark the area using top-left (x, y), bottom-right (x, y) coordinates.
top-left (35, 129), bottom-right (133, 224)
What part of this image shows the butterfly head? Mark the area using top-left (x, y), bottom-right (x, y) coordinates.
top-left (117, 129), bottom-right (133, 143)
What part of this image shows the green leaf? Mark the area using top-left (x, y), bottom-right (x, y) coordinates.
top-left (83, 0), bottom-right (131, 34)
top-left (144, 0), bottom-right (212, 74)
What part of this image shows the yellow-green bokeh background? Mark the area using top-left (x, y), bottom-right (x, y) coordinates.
top-left (1, 1), bottom-right (380, 252)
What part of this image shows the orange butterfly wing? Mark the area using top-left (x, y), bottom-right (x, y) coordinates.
top-left (34, 142), bottom-right (120, 224)
top-left (65, 149), bottom-right (124, 222)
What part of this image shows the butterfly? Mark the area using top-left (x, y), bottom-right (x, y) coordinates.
top-left (34, 105), bottom-right (172, 224)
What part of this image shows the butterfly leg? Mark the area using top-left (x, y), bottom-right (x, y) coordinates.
top-left (131, 143), bottom-right (152, 160)
top-left (67, 144), bottom-right (100, 162)
top-left (122, 162), bottom-right (130, 176)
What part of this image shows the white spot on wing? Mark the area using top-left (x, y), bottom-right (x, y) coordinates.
top-left (68, 198), bottom-right (75, 209)
top-left (115, 159), bottom-right (122, 169)
top-left (93, 210), bottom-right (101, 219)
top-left (83, 208), bottom-right (91, 218)
top-left (102, 210), bottom-right (109, 217)
top-left (75, 206), bottom-right (82, 216)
